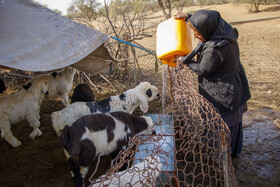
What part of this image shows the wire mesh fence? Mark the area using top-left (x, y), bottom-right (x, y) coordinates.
top-left (87, 61), bottom-right (238, 186)
top-left (0, 36), bottom-right (238, 186)
top-left (104, 37), bottom-right (162, 88)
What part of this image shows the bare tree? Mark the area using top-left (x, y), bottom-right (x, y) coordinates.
top-left (157, 0), bottom-right (195, 19)
top-left (250, 0), bottom-right (262, 12)
top-left (53, 9), bottom-right (62, 15)
top-left (65, 0), bottom-right (160, 81)
top-left (67, 0), bottom-right (101, 26)
top-left (233, 0), bottom-right (275, 12)
top-left (97, 0), bottom-right (158, 79)
top-left (157, 0), bottom-right (172, 19)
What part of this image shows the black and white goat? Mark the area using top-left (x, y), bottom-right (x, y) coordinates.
top-left (91, 155), bottom-right (162, 187)
top-left (38, 66), bottom-right (76, 107)
top-left (0, 76), bottom-right (49, 147)
top-left (71, 84), bottom-right (95, 104)
top-left (60, 111), bottom-right (154, 187)
top-left (52, 82), bottom-right (159, 135)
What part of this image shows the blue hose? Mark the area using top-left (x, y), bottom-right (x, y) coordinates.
top-left (110, 36), bottom-right (156, 55)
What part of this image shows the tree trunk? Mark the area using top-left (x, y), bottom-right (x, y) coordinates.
top-left (164, 0), bottom-right (172, 18)
top-left (254, 3), bottom-right (260, 12)
top-left (157, 0), bottom-right (168, 19)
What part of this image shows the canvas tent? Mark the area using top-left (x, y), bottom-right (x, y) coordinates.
top-left (0, 0), bottom-right (113, 74)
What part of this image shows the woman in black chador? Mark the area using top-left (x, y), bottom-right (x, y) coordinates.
top-left (175, 10), bottom-right (251, 157)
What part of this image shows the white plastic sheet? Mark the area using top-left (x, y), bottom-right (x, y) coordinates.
top-left (0, 0), bottom-right (113, 74)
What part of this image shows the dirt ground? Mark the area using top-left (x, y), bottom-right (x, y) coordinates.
top-left (0, 3), bottom-right (280, 187)
top-left (228, 5), bottom-right (280, 186)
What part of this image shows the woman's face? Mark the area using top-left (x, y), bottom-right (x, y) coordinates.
top-left (189, 23), bottom-right (206, 42)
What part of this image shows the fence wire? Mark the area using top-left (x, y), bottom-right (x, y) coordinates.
top-left (89, 62), bottom-right (238, 186)
top-left (105, 37), bottom-right (162, 88)
top-left (0, 37), bottom-right (238, 187)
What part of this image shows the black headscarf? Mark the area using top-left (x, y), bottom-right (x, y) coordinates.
top-left (188, 10), bottom-right (237, 47)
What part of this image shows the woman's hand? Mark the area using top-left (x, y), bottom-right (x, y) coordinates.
top-left (175, 55), bottom-right (184, 63)
top-left (173, 11), bottom-right (190, 20)
top-left (174, 55), bottom-right (185, 71)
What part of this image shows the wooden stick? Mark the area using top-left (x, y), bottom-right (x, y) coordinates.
top-left (83, 72), bottom-right (97, 91)
top-left (99, 74), bottom-right (117, 90)
top-left (35, 157), bottom-right (54, 167)
top-left (221, 131), bottom-right (229, 187)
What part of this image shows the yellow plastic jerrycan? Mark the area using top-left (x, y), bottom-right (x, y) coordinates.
top-left (156, 18), bottom-right (192, 67)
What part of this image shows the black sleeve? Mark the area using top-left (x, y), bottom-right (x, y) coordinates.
top-left (184, 50), bottom-right (221, 77)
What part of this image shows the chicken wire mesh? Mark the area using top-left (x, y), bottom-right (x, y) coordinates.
top-left (105, 37), bottom-right (162, 88)
top-left (88, 63), bottom-right (238, 186)
top-left (0, 37), bottom-right (238, 186)
top-left (0, 36), bottom-right (161, 97)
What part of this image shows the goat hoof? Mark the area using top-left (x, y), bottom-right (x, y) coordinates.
top-left (11, 140), bottom-right (22, 147)
top-left (29, 129), bottom-right (42, 139)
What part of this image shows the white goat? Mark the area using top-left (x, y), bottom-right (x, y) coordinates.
top-left (60, 111), bottom-right (154, 187)
top-left (91, 155), bottom-right (162, 187)
top-left (51, 82), bottom-right (159, 135)
top-left (38, 66), bottom-right (76, 107)
top-left (0, 76), bottom-right (49, 147)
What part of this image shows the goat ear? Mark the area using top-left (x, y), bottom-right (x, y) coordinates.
top-left (22, 82), bottom-right (32, 90)
top-left (139, 94), bottom-right (149, 113)
top-left (60, 126), bottom-right (70, 148)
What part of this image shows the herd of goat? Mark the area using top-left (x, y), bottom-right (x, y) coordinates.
top-left (0, 66), bottom-right (161, 187)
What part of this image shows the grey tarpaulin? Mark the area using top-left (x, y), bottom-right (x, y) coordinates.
top-left (0, 0), bottom-right (113, 74)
